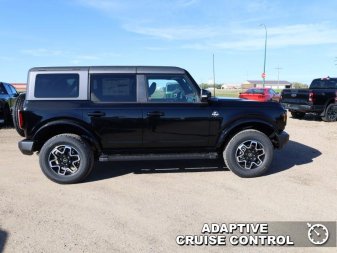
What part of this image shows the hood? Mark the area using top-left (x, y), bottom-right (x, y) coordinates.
top-left (209, 96), bottom-right (281, 108)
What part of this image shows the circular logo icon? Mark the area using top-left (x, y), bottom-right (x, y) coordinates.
top-left (307, 223), bottom-right (329, 245)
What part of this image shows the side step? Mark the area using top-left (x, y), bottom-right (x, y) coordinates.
top-left (99, 152), bottom-right (219, 162)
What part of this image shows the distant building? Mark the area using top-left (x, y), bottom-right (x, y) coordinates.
top-left (12, 83), bottom-right (27, 92)
top-left (242, 80), bottom-right (292, 89)
top-left (221, 84), bottom-right (241, 89)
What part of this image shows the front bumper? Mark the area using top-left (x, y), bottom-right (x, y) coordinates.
top-left (18, 139), bottom-right (34, 155)
top-left (275, 131), bottom-right (289, 149)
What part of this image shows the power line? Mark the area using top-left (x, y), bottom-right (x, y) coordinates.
top-left (275, 65), bottom-right (283, 85)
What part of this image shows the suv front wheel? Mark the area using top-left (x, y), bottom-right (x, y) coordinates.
top-left (39, 134), bottom-right (94, 184)
top-left (224, 130), bottom-right (273, 178)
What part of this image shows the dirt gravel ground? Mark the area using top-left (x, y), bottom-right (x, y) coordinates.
top-left (0, 113), bottom-right (336, 253)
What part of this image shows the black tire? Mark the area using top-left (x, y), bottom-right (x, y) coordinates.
top-left (13, 93), bottom-right (26, 137)
top-left (39, 134), bottom-right (94, 184)
top-left (290, 111), bottom-right (306, 119)
top-left (321, 104), bottom-right (337, 122)
top-left (223, 129), bottom-right (273, 178)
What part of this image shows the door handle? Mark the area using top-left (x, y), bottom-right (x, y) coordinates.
top-left (87, 111), bottom-right (106, 117)
top-left (147, 111), bottom-right (164, 117)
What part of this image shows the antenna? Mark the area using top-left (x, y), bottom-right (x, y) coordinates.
top-left (213, 53), bottom-right (216, 96)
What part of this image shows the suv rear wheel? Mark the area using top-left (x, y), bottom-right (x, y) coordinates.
top-left (322, 103), bottom-right (337, 122)
top-left (39, 134), bottom-right (94, 184)
top-left (223, 130), bottom-right (273, 178)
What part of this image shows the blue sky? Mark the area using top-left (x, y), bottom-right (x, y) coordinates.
top-left (1, 0), bottom-right (337, 84)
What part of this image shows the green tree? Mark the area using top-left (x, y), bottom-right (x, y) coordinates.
top-left (292, 82), bottom-right (308, 89)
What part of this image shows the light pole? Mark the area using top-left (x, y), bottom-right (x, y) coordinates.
top-left (260, 24), bottom-right (267, 88)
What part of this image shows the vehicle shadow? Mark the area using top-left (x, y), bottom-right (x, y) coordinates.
top-left (85, 158), bottom-right (226, 183)
top-left (291, 113), bottom-right (322, 121)
top-left (0, 229), bottom-right (8, 253)
top-left (85, 140), bottom-right (321, 182)
top-left (267, 140), bottom-right (321, 175)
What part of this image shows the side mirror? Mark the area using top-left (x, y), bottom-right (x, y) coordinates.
top-left (201, 89), bottom-right (211, 102)
top-left (13, 93), bottom-right (19, 98)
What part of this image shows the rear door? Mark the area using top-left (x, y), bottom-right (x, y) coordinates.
top-left (141, 74), bottom-right (211, 149)
top-left (83, 72), bottom-right (143, 150)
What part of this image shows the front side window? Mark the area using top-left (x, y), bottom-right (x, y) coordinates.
top-left (9, 84), bottom-right (18, 95)
top-left (146, 75), bottom-right (199, 103)
top-left (90, 74), bottom-right (137, 102)
top-left (35, 74), bottom-right (79, 98)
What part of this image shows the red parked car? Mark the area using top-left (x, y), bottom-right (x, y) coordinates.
top-left (239, 88), bottom-right (280, 102)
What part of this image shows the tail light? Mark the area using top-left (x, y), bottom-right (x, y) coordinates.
top-left (18, 110), bottom-right (24, 129)
top-left (335, 91), bottom-right (337, 102)
top-left (309, 92), bottom-right (315, 103)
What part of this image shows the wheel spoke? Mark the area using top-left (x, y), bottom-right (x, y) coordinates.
top-left (235, 140), bottom-right (265, 170)
top-left (48, 145), bottom-right (81, 176)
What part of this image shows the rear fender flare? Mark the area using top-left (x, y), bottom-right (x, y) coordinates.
top-left (32, 119), bottom-right (101, 153)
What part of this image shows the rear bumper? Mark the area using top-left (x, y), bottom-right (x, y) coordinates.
top-left (281, 103), bottom-right (323, 113)
top-left (18, 139), bottom-right (34, 155)
top-left (275, 131), bottom-right (289, 149)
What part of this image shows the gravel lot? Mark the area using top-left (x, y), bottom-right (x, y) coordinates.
top-left (0, 113), bottom-right (336, 253)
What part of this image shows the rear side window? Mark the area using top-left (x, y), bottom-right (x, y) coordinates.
top-left (35, 74), bottom-right (79, 98)
top-left (310, 79), bottom-right (337, 89)
top-left (90, 74), bottom-right (137, 102)
top-left (246, 89), bottom-right (264, 94)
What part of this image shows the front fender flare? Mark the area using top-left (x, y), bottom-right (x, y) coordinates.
top-left (216, 119), bottom-right (276, 149)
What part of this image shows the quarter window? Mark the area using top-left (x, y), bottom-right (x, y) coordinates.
top-left (90, 74), bottom-right (137, 102)
top-left (146, 75), bottom-right (199, 103)
top-left (34, 74), bottom-right (79, 98)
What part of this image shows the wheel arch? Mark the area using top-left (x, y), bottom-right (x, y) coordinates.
top-left (323, 98), bottom-right (336, 111)
top-left (32, 120), bottom-right (101, 156)
top-left (217, 120), bottom-right (277, 151)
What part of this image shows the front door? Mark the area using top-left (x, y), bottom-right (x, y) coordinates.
top-left (142, 74), bottom-right (211, 149)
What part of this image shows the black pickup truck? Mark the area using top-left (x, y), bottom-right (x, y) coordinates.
top-left (281, 78), bottom-right (337, 121)
top-left (17, 66), bottom-right (289, 183)
top-left (0, 82), bottom-right (19, 126)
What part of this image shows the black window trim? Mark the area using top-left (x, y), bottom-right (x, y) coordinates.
top-left (34, 73), bottom-right (80, 98)
top-left (143, 74), bottom-right (202, 104)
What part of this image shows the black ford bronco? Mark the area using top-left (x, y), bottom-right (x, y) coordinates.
top-left (17, 66), bottom-right (289, 184)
